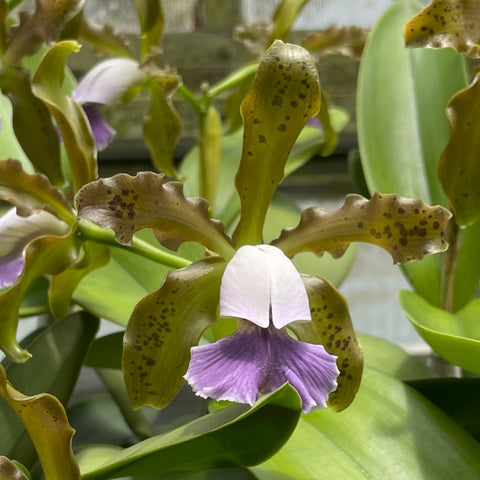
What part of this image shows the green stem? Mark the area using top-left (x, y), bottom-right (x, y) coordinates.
top-left (76, 220), bottom-right (191, 269)
top-left (205, 62), bottom-right (259, 99)
top-left (176, 84), bottom-right (204, 115)
top-left (440, 216), bottom-right (461, 312)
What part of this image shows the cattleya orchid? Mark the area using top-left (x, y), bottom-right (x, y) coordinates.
top-left (73, 58), bottom-right (144, 150)
top-left (75, 40), bottom-right (451, 414)
top-left (0, 208), bottom-right (69, 288)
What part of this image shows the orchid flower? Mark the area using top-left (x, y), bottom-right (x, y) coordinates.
top-left (75, 40), bottom-right (451, 415)
top-left (72, 58), bottom-right (143, 150)
top-left (0, 208), bottom-right (69, 288)
top-left (185, 244), bottom-right (339, 413)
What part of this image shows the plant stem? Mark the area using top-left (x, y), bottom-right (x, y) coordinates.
top-left (76, 220), bottom-right (191, 269)
top-left (176, 84), bottom-right (204, 115)
top-left (440, 216), bottom-right (461, 312)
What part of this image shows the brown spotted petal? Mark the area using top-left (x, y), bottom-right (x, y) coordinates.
top-left (273, 192), bottom-right (452, 264)
top-left (404, 0), bottom-right (480, 58)
top-left (0, 159), bottom-right (73, 223)
top-left (123, 257), bottom-right (225, 408)
top-left (289, 275), bottom-right (363, 411)
top-left (0, 365), bottom-right (80, 480)
top-left (75, 172), bottom-right (235, 259)
top-left (234, 40), bottom-right (321, 246)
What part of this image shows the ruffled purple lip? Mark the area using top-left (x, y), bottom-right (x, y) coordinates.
top-left (0, 256), bottom-right (24, 289)
top-left (185, 321), bottom-right (339, 414)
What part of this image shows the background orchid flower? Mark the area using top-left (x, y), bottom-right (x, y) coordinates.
top-left (0, 208), bottom-right (69, 288)
top-left (72, 58), bottom-right (143, 150)
top-left (75, 40), bottom-right (451, 415)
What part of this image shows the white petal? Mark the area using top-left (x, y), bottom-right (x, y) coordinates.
top-left (0, 208), bottom-right (69, 261)
top-left (219, 245), bottom-right (271, 327)
top-left (73, 58), bottom-right (142, 105)
top-left (219, 245), bottom-right (311, 328)
top-left (259, 245), bottom-right (311, 329)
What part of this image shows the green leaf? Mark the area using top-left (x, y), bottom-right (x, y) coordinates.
top-left (143, 74), bottom-right (181, 178)
top-left (0, 233), bottom-right (79, 362)
top-left (357, 332), bottom-right (434, 380)
top-left (84, 332), bottom-right (123, 370)
top-left (32, 40), bottom-right (97, 192)
top-left (123, 257), bottom-right (225, 408)
top-left (252, 368), bottom-right (480, 479)
top-left (399, 290), bottom-right (480, 375)
top-left (358, 0), bottom-right (466, 206)
top-left (233, 40), bottom-right (321, 246)
top-left (438, 72), bottom-right (480, 226)
top-left (404, 0), bottom-right (480, 58)
top-left (75, 172), bottom-right (234, 259)
top-left (289, 275), bottom-right (363, 411)
top-left (273, 192), bottom-right (451, 264)
top-left (0, 67), bottom-right (63, 185)
top-left (0, 312), bottom-right (99, 467)
top-left (357, 0), bottom-right (468, 305)
top-left (407, 377), bottom-right (480, 442)
top-left (79, 384), bottom-right (301, 480)
top-left (0, 158), bottom-right (73, 222)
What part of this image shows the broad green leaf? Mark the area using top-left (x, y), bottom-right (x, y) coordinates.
top-left (132, 0), bottom-right (164, 59)
top-left (264, 192), bottom-right (356, 287)
top-left (234, 40), bottom-right (321, 246)
top-left (143, 74), bottom-right (181, 178)
top-left (358, 0), bottom-right (466, 206)
top-left (399, 290), bottom-right (480, 375)
top-left (452, 219), bottom-right (480, 311)
top-left (404, 0), bottom-right (480, 58)
top-left (0, 93), bottom-right (31, 171)
top-left (123, 257), bottom-right (225, 408)
top-left (32, 40), bottom-right (97, 192)
top-left (0, 457), bottom-right (30, 480)
top-left (0, 159), bottom-right (73, 222)
top-left (0, 312), bottom-right (99, 467)
top-left (0, 67), bottom-right (63, 185)
top-left (438, 72), bottom-right (480, 226)
top-left (357, 333), bottom-right (434, 380)
top-left (75, 172), bottom-right (234, 259)
top-left (357, 0), bottom-right (467, 304)
top-left (79, 385), bottom-right (301, 480)
top-left (198, 105), bottom-right (222, 211)
top-left (289, 275), bottom-right (363, 411)
top-left (268, 0), bottom-right (309, 46)
top-left (96, 368), bottom-right (153, 440)
top-left (252, 368), bottom-right (480, 479)
top-left (408, 377), bottom-right (480, 442)
top-left (49, 242), bottom-right (110, 320)
top-left (273, 192), bottom-right (451, 264)
top-left (0, 364), bottom-right (80, 480)
top-left (0, 233), bottom-right (79, 362)
top-left (84, 332), bottom-right (123, 370)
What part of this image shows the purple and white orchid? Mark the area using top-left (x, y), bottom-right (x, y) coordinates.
top-left (73, 58), bottom-right (143, 150)
top-left (185, 245), bottom-right (340, 413)
top-left (0, 208), bottom-right (69, 288)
